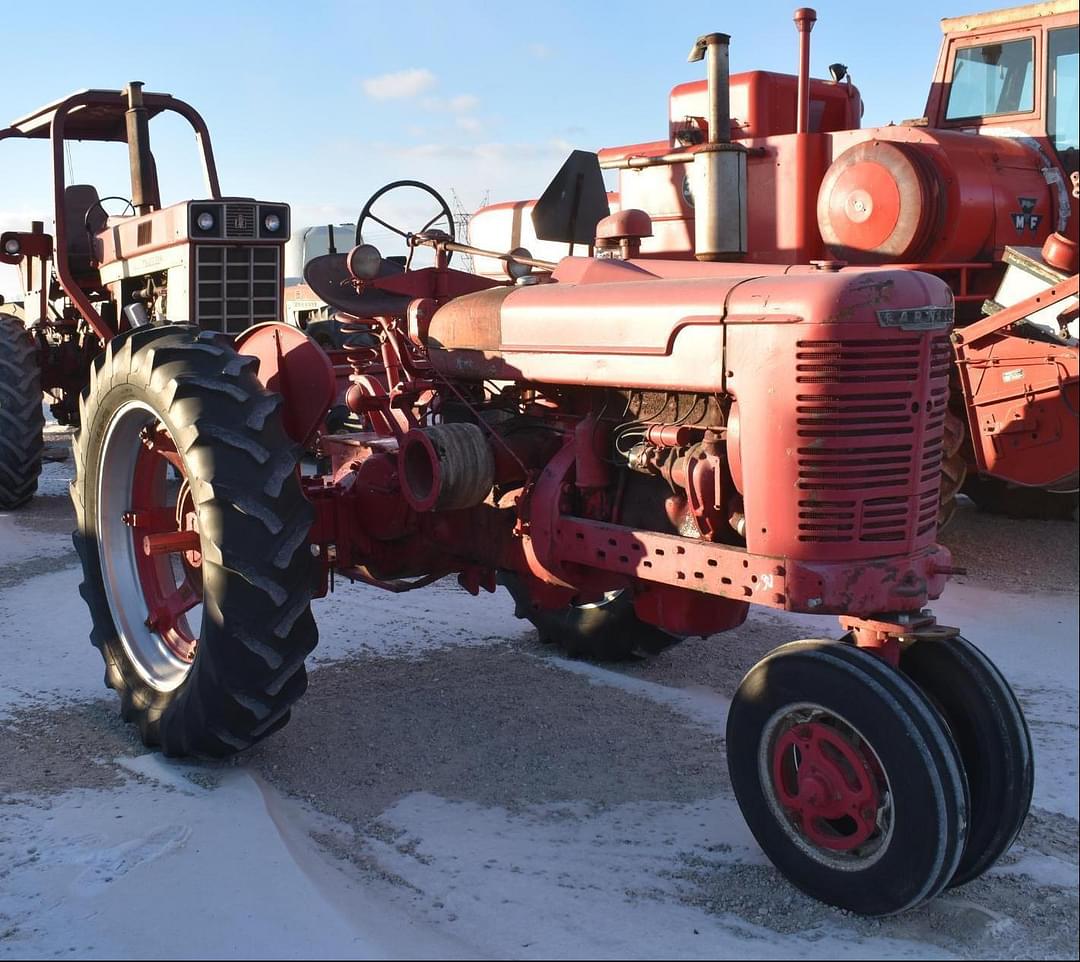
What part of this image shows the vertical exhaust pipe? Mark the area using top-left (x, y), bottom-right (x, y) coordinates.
top-left (794, 8), bottom-right (817, 134)
top-left (125, 81), bottom-right (161, 215)
top-left (791, 8), bottom-right (825, 263)
top-left (701, 32), bottom-right (732, 145)
top-left (688, 33), bottom-right (747, 261)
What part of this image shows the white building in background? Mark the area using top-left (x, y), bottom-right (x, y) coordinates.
top-left (284, 224), bottom-right (356, 332)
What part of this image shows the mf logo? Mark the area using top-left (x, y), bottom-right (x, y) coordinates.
top-left (1012, 197), bottom-right (1043, 233)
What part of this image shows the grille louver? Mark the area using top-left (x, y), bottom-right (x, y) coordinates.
top-left (794, 336), bottom-right (951, 545)
top-left (225, 204), bottom-right (257, 239)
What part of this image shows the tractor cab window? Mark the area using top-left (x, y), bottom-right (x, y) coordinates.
top-left (1047, 27), bottom-right (1079, 168)
top-left (945, 38), bottom-right (1034, 119)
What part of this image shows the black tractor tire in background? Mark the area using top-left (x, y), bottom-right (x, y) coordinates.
top-left (962, 474), bottom-right (1079, 521)
top-left (501, 572), bottom-right (676, 661)
top-left (72, 325), bottom-right (319, 757)
top-left (0, 312), bottom-right (45, 509)
top-left (900, 635), bottom-right (1034, 887)
top-left (937, 409), bottom-right (968, 529)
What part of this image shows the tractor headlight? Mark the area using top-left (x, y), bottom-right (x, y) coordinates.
top-left (3, 237), bottom-right (20, 256)
top-left (505, 247), bottom-right (533, 281)
top-left (196, 211), bottom-right (215, 231)
top-left (348, 243), bottom-right (382, 280)
top-left (259, 205), bottom-right (289, 239)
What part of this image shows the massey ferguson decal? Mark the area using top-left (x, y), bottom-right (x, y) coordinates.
top-left (1013, 197), bottom-right (1043, 234)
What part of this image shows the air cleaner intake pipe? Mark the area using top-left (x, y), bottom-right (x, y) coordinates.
top-left (687, 33), bottom-right (747, 261)
top-left (125, 81), bottom-right (161, 215)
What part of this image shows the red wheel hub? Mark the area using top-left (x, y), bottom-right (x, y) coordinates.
top-left (771, 721), bottom-right (880, 852)
top-left (121, 426), bottom-right (203, 663)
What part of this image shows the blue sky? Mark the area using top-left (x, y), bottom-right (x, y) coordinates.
top-left (1, 0), bottom-right (1012, 294)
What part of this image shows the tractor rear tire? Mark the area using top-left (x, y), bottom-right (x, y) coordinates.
top-left (0, 313), bottom-right (45, 510)
top-left (71, 325), bottom-right (318, 757)
top-left (962, 475), bottom-right (1079, 521)
top-left (502, 572), bottom-right (676, 661)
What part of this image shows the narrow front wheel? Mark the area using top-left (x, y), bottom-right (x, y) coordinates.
top-left (901, 635), bottom-right (1033, 887)
top-left (726, 640), bottom-right (968, 916)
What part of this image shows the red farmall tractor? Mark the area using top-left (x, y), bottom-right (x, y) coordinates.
top-left (67, 128), bottom-right (1032, 913)
top-left (471, 0), bottom-right (1080, 522)
top-left (0, 83), bottom-right (290, 508)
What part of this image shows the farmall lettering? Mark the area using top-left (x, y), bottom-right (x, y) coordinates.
top-left (877, 307), bottom-right (955, 331)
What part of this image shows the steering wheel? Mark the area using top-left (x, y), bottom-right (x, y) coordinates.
top-left (84, 195), bottom-right (136, 236)
top-left (356, 180), bottom-right (455, 266)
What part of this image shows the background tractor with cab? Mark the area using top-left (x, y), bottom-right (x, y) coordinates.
top-left (0, 82), bottom-right (290, 509)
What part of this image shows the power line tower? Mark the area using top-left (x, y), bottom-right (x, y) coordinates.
top-left (450, 188), bottom-right (488, 273)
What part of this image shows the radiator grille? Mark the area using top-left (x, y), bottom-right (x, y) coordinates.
top-left (225, 204), bottom-right (257, 239)
top-left (794, 335), bottom-right (951, 545)
top-left (195, 246), bottom-right (280, 334)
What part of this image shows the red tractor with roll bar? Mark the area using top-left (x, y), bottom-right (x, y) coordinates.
top-left (470, 0), bottom-right (1080, 522)
top-left (0, 82), bottom-right (290, 509)
top-left (68, 107), bottom-right (1032, 913)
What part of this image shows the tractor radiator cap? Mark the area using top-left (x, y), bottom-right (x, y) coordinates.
top-left (817, 140), bottom-right (941, 263)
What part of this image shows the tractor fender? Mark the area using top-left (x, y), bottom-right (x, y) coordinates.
top-left (234, 322), bottom-right (335, 447)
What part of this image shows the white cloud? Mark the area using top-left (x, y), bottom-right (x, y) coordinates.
top-left (528, 43), bottom-right (552, 60)
top-left (421, 94), bottom-right (480, 114)
top-left (362, 68), bottom-right (436, 101)
top-left (455, 116), bottom-right (483, 133)
top-left (448, 94), bottom-right (478, 113)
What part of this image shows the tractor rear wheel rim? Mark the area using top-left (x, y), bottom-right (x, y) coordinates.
top-left (759, 702), bottom-right (893, 869)
top-left (576, 589), bottom-right (624, 610)
top-left (96, 400), bottom-right (203, 692)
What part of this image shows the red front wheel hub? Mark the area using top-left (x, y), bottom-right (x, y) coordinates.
top-left (772, 720), bottom-right (880, 851)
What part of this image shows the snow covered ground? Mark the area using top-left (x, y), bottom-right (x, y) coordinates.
top-left (1, 444), bottom-right (1077, 959)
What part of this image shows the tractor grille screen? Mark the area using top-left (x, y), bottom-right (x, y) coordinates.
top-left (793, 335), bottom-right (951, 545)
top-left (225, 204), bottom-right (257, 239)
top-left (195, 246), bottom-right (281, 334)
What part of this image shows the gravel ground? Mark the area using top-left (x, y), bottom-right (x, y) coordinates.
top-left (942, 499), bottom-right (1079, 596)
top-left (1, 446), bottom-right (1077, 959)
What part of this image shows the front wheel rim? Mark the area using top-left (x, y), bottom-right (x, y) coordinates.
top-left (96, 400), bottom-right (204, 692)
top-left (758, 702), bottom-right (894, 870)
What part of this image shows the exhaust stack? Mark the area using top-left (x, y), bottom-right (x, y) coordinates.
top-left (687, 34), bottom-right (747, 261)
top-left (125, 82), bottom-right (161, 215)
top-left (794, 8), bottom-right (817, 134)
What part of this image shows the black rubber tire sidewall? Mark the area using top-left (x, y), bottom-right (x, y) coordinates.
top-left (726, 641), bottom-right (968, 916)
top-left (0, 314), bottom-right (45, 510)
top-left (900, 635), bottom-right (1034, 887)
top-left (72, 326), bottom-right (318, 757)
top-left (502, 572), bottom-right (676, 661)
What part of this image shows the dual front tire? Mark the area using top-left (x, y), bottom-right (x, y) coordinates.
top-left (727, 636), bottom-right (1032, 915)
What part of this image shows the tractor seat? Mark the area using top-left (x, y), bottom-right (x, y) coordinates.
top-left (303, 252), bottom-right (409, 318)
top-left (64, 185), bottom-right (108, 278)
